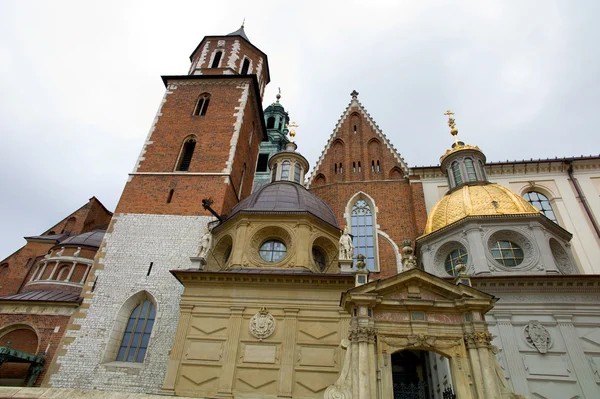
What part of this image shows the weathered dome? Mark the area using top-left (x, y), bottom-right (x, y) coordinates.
top-left (229, 181), bottom-right (338, 227)
top-left (57, 230), bottom-right (106, 248)
top-left (423, 184), bottom-right (540, 235)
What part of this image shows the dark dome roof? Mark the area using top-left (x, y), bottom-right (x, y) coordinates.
top-left (230, 181), bottom-right (338, 227)
top-left (58, 230), bottom-right (106, 248)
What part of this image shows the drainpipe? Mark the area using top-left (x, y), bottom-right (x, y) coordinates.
top-left (566, 160), bottom-right (600, 239)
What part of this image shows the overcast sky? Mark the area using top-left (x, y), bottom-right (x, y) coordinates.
top-left (1, 1), bottom-right (598, 258)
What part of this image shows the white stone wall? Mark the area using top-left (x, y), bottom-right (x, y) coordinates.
top-left (50, 213), bottom-right (213, 394)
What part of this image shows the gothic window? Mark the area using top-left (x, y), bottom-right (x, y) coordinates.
top-left (451, 161), bottom-right (462, 186)
top-left (376, 160), bottom-right (380, 173)
top-left (256, 154), bottom-right (269, 172)
top-left (353, 125), bottom-right (357, 134)
top-left (116, 299), bottom-right (156, 362)
top-left (523, 191), bottom-right (557, 223)
top-left (293, 163), bottom-right (301, 183)
top-left (176, 138), bottom-right (196, 171)
top-left (193, 94), bottom-right (210, 116)
top-left (211, 51), bottom-right (222, 68)
top-left (490, 241), bottom-right (524, 267)
top-left (267, 117), bottom-right (275, 129)
top-left (351, 199), bottom-right (376, 270)
top-left (371, 160), bottom-right (375, 172)
top-left (281, 161), bottom-right (290, 180)
top-left (464, 158), bottom-right (477, 182)
top-left (444, 249), bottom-right (468, 276)
top-left (240, 58), bottom-right (250, 75)
top-left (259, 240), bottom-right (287, 262)
top-left (271, 163), bottom-right (277, 182)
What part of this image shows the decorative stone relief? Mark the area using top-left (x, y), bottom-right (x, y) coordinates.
top-left (348, 326), bottom-right (376, 343)
top-left (249, 307), bottom-right (276, 341)
top-left (550, 239), bottom-right (575, 274)
top-left (524, 320), bottom-right (551, 353)
top-left (464, 331), bottom-right (493, 348)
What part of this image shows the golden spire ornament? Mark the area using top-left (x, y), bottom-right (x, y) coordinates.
top-left (287, 121), bottom-right (299, 142)
top-left (444, 110), bottom-right (459, 144)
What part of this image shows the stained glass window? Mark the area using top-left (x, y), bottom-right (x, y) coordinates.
top-left (351, 199), bottom-right (376, 270)
top-left (465, 158), bottom-right (477, 182)
top-left (445, 249), bottom-right (468, 276)
top-left (116, 300), bottom-right (156, 363)
top-left (260, 240), bottom-right (287, 262)
top-left (490, 241), bottom-right (524, 267)
top-left (451, 161), bottom-right (462, 186)
top-left (523, 191), bottom-right (557, 223)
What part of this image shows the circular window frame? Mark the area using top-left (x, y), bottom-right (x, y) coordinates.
top-left (259, 240), bottom-right (288, 263)
top-left (485, 229), bottom-right (538, 272)
top-left (434, 241), bottom-right (470, 277)
top-left (444, 248), bottom-right (469, 276)
top-left (249, 226), bottom-right (293, 267)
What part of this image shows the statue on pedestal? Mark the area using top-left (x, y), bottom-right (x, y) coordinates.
top-left (339, 227), bottom-right (354, 260)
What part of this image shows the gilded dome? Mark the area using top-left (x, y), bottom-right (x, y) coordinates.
top-left (423, 184), bottom-right (540, 235)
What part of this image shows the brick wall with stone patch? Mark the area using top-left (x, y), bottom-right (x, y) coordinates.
top-left (47, 213), bottom-right (214, 393)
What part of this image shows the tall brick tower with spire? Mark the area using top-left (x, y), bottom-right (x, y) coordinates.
top-left (45, 26), bottom-right (271, 394)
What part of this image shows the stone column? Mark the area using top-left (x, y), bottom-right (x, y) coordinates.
top-left (555, 315), bottom-right (599, 398)
top-left (47, 261), bottom-right (60, 280)
top-left (66, 261), bottom-right (77, 281)
top-left (350, 326), bottom-right (375, 399)
top-left (80, 264), bottom-right (92, 284)
top-left (161, 304), bottom-right (194, 393)
top-left (464, 334), bottom-right (485, 398)
top-left (216, 305), bottom-right (245, 398)
top-left (473, 331), bottom-right (501, 398)
top-left (29, 263), bottom-right (42, 282)
top-left (494, 314), bottom-right (529, 397)
top-left (379, 342), bottom-right (393, 399)
top-left (368, 333), bottom-right (377, 399)
top-left (449, 356), bottom-right (473, 399)
top-left (36, 262), bottom-right (48, 280)
top-left (277, 308), bottom-right (299, 397)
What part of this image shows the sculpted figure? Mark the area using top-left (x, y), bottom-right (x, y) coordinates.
top-left (339, 227), bottom-right (354, 260)
top-left (197, 226), bottom-right (213, 258)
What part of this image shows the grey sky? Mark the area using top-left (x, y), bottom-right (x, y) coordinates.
top-left (1, 1), bottom-right (598, 258)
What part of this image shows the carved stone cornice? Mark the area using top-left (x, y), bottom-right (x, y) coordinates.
top-left (464, 331), bottom-right (493, 348)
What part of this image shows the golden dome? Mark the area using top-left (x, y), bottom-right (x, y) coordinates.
top-left (423, 184), bottom-right (541, 235)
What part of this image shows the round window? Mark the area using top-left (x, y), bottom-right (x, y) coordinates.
top-left (445, 249), bottom-right (468, 276)
top-left (490, 240), bottom-right (524, 267)
top-left (259, 240), bottom-right (287, 262)
top-left (312, 248), bottom-right (327, 271)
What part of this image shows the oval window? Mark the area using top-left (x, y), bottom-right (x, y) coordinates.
top-left (259, 240), bottom-right (287, 262)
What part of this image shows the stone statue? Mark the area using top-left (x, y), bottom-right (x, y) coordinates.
top-left (401, 240), bottom-right (417, 270)
top-left (197, 226), bottom-right (213, 259)
top-left (339, 227), bottom-right (354, 260)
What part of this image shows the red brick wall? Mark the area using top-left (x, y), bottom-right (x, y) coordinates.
top-left (0, 242), bottom-right (53, 296)
top-left (117, 77), bottom-right (263, 217)
top-left (0, 314), bottom-right (71, 386)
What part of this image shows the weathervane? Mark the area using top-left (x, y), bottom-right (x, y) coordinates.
top-left (287, 121), bottom-right (299, 142)
top-left (444, 110), bottom-right (459, 144)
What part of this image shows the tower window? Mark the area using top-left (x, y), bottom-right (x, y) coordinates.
top-left (465, 158), bottom-right (477, 182)
top-left (294, 163), bottom-right (302, 183)
top-left (256, 154), bottom-right (269, 172)
top-left (353, 125), bottom-right (357, 134)
top-left (339, 163), bottom-right (343, 174)
top-left (479, 160), bottom-right (487, 180)
top-left (176, 138), bottom-right (196, 171)
top-left (211, 51), bottom-right (223, 68)
top-left (116, 300), bottom-right (156, 363)
top-left (451, 161), bottom-right (463, 186)
top-left (240, 58), bottom-right (250, 75)
top-left (372, 160), bottom-right (375, 172)
top-left (353, 162), bottom-right (356, 173)
top-left (267, 117), bottom-right (275, 129)
top-left (281, 161), bottom-right (290, 180)
top-left (376, 160), bottom-right (380, 173)
top-left (193, 94), bottom-right (210, 116)
top-left (524, 191), bottom-right (558, 223)
top-left (358, 162), bottom-right (361, 172)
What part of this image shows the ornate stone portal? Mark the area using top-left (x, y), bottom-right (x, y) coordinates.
top-left (325, 268), bottom-right (527, 399)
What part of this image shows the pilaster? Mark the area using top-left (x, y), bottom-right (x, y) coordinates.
top-left (494, 314), bottom-right (529, 397)
top-left (161, 304), bottom-right (193, 394)
top-left (277, 308), bottom-right (299, 397)
top-left (216, 305), bottom-right (245, 398)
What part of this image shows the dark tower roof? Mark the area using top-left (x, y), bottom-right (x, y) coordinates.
top-left (228, 181), bottom-right (338, 228)
top-left (56, 230), bottom-right (106, 248)
top-left (227, 26), bottom-right (250, 42)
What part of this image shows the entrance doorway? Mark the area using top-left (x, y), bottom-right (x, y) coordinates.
top-left (391, 350), bottom-right (454, 399)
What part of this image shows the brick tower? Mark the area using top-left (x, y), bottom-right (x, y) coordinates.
top-left (45, 26), bottom-right (271, 393)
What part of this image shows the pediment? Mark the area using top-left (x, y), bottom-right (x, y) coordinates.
top-left (342, 268), bottom-right (496, 312)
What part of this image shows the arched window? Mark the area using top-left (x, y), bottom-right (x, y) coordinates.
top-left (211, 51), bottom-right (222, 68)
top-left (267, 117), bottom-right (275, 129)
top-left (294, 163), bottom-right (302, 183)
top-left (281, 161), bottom-right (290, 180)
top-left (176, 138), bottom-right (196, 171)
top-left (116, 299), bottom-right (156, 363)
top-left (464, 158), bottom-right (477, 182)
top-left (271, 163), bottom-right (278, 182)
top-left (193, 94), bottom-right (210, 116)
top-left (240, 58), bottom-right (250, 75)
top-left (351, 199), bottom-right (376, 270)
top-left (524, 191), bottom-right (558, 223)
top-left (451, 161), bottom-right (462, 186)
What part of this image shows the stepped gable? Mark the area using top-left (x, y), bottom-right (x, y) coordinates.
top-left (308, 91), bottom-right (409, 187)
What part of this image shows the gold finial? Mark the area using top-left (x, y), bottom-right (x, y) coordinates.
top-left (241, 17), bottom-right (245, 28)
top-left (276, 87), bottom-right (281, 101)
top-left (287, 121), bottom-right (299, 142)
top-left (444, 110), bottom-right (459, 144)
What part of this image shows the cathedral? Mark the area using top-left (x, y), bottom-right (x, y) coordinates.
top-left (1, 25), bottom-right (600, 399)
